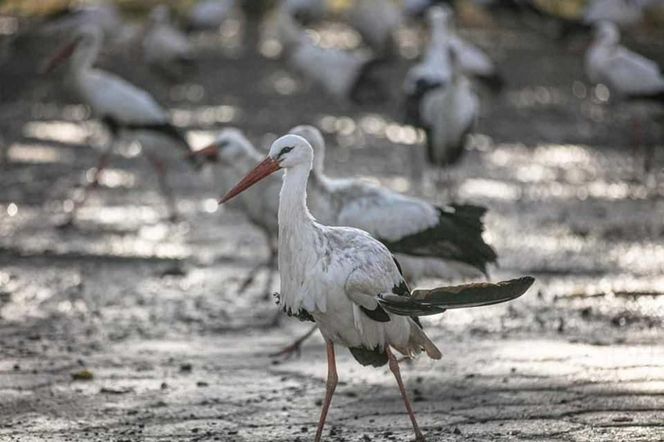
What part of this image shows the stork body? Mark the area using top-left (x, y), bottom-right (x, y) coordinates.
top-left (219, 134), bottom-right (533, 441)
top-left (198, 129), bottom-right (281, 296)
top-left (585, 22), bottom-right (664, 100)
top-left (188, 0), bottom-right (235, 32)
top-left (585, 21), bottom-right (664, 176)
top-left (420, 61), bottom-right (478, 167)
top-left (45, 25), bottom-right (199, 224)
top-left (343, 0), bottom-right (401, 57)
top-left (277, 7), bottom-right (386, 104)
top-left (292, 125), bottom-right (496, 282)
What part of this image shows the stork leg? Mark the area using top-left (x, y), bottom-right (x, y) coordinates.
top-left (386, 347), bottom-right (425, 441)
top-left (269, 324), bottom-right (318, 359)
top-left (238, 229), bottom-right (275, 296)
top-left (314, 340), bottom-right (338, 442)
top-left (146, 153), bottom-right (179, 222)
top-left (60, 150), bottom-right (112, 227)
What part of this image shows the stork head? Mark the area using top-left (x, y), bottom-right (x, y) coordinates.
top-left (427, 5), bottom-right (453, 29)
top-left (191, 128), bottom-right (257, 165)
top-left (42, 24), bottom-right (102, 73)
top-left (288, 125), bottom-right (325, 175)
top-left (219, 134), bottom-right (312, 204)
top-left (595, 21), bottom-right (619, 46)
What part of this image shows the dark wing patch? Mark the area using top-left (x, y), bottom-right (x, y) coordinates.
top-left (378, 276), bottom-right (534, 316)
top-left (360, 305), bottom-right (390, 322)
top-left (274, 292), bottom-right (315, 322)
top-left (381, 205), bottom-right (497, 277)
top-left (348, 346), bottom-right (388, 367)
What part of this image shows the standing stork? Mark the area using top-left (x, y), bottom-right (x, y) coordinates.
top-left (194, 129), bottom-right (281, 298)
top-left (43, 25), bottom-right (201, 225)
top-left (585, 21), bottom-right (664, 174)
top-left (292, 125), bottom-right (497, 282)
top-left (276, 5), bottom-right (387, 105)
top-left (219, 133), bottom-right (534, 441)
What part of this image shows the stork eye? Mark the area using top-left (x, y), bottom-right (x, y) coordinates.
top-left (278, 146), bottom-right (294, 157)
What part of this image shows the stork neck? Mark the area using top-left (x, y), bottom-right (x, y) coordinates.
top-left (70, 45), bottom-right (97, 77)
top-left (279, 163), bottom-right (314, 231)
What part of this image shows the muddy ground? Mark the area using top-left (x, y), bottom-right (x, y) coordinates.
top-left (1, 11), bottom-right (664, 442)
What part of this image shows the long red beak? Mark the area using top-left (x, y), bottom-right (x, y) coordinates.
top-left (189, 143), bottom-right (219, 162)
top-left (219, 157), bottom-right (280, 204)
top-left (42, 40), bottom-right (78, 74)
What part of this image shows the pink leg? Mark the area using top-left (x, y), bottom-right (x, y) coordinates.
top-left (146, 154), bottom-right (179, 222)
top-left (62, 151), bottom-right (112, 225)
top-left (386, 347), bottom-right (426, 441)
top-left (314, 340), bottom-right (338, 442)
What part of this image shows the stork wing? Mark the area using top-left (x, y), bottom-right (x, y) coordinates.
top-left (377, 276), bottom-right (534, 316)
top-left (605, 47), bottom-right (664, 96)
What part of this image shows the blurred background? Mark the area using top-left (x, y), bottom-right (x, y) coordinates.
top-left (0, 0), bottom-right (663, 440)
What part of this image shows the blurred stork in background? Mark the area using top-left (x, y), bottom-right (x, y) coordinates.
top-left (43, 25), bottom-right (202, 226)
top-left (585, 21), bottom-right (664, 179)
top-left (341, 0), bottom-right (402, 59)
top-left (141, 5), bottom-right (195, 79)
top-left (275, 4), bottom-right (387, 105)
top-left (193, 129), bottom-right (282, 299)
top-left (187, 0), bottom-right (236, 33)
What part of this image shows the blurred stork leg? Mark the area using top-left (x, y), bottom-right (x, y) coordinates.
top-left (314, 340), bottom-right (338, 442)
top-left (60, 146), bottom-right (113, 227)
top-left (631, 117), bottom-right (643, 179)
top-left (146, 152), bottom-right (179, 222)
top-left (238, 229), bottom-right (276, 295)
top-left (269, 324), bottom-right (318, 358)
top-left (386, 347), bottom-right (425, 441)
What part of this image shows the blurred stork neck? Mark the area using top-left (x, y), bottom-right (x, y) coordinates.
top-left (70, 43), bottom-right (99, 77)
top-left (279, 162), bottom-right (315, 233)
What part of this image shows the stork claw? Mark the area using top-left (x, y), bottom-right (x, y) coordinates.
top-left (269, 325), bottom-right (318, 360)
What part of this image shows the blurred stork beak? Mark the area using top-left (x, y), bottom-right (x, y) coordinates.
top-left (189, 143), bottom-right (219, 162)
top-left (219, 157), bottom-right (280, 204)
top-left (42, 40), bottom-right (78, 74)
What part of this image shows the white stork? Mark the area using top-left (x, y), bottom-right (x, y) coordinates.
top-left (342, 0), bottom-right (402, 57)
top-left (419, 46), bottom-right (479, 169)
top-left (276, 5), bottom-right (387, 104)
top-left (585, 21), bottom-right (664, 101)
top-left (404, 5), bottom-right (500, 124)
top-left (142, 5), bottom-right (195, 77)
top-left (218, 133), bottom-right (534, 441)
top-left (291, 125), bottom-right (497, 282)
top-left (585, 21), bottom-right (664, 173)
top-left (43, 25), bottom-right (201, 224)
top-left (187, 0), bottom-right (236, 32)
top-left (193, 129), bottom-right (281, 297)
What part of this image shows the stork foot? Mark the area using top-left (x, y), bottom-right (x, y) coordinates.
top-left (55, 216), bottom-right (76, 230)
top-left (269, 324), bottom-right (318, 359)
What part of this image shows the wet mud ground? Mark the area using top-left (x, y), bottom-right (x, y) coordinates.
top-left (1, 13), bottom-right (664, 441)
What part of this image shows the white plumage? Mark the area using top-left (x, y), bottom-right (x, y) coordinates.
top-left (291, 125), bottom-right (495, 282)
top-left (44, 25), bottom-right (196, 223)
top-left (420, 51), bottom-right (479, 167)
top-left (276, 6), bottom-right (382, 103)
top-left (585, 21), bottom-right (664, 98)
top-left (188, 0), bottom-right (235, 32)
top-left (343, 0), bottom-right (401, 56)
top-left (218, 133), bottom-right (533, 441)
